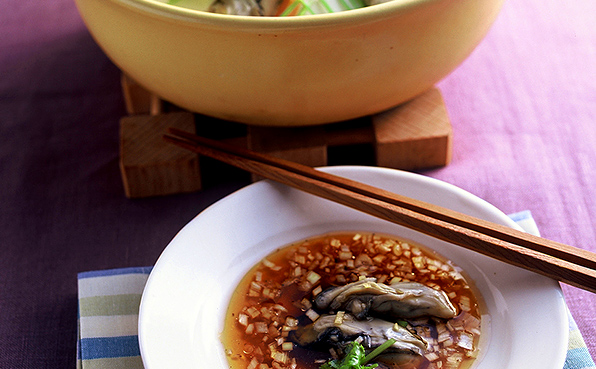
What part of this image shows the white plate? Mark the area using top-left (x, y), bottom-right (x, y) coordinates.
top-left (138, 166), bottom-right (568, 369)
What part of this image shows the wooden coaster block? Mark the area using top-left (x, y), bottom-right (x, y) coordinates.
top-left (372, 87), bottom-right (452, 170)
top-left (247, 125), bottom-right (328, 181)
top-left (121, 74), bottom-right (164, 115)
top-left (119, 112), bottom-right (201, 198)
top-left (247, 125), bottom-right (328, 166)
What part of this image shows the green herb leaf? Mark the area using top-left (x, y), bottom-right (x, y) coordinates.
top-left (320, 339), bottom-right (397, 369)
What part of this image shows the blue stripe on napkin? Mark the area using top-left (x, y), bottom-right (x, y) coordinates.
top-left (80, 336), bottom-right (141, 360)
top-left (566, 348), bottom-right (596, 369)
top-left (76, 212), bottom-right (595, 369)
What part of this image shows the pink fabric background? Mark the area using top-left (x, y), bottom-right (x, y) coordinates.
top-left (433, 0), bottom-right (596, 359)
top-left (0, 0), bottom-right (594, 366)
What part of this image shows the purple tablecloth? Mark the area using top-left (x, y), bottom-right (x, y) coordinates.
top-left (1, 0), bottom-right (594, 367)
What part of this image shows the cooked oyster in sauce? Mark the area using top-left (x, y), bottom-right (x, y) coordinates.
top-left (315, 278), bottom-right (457, 320)
top-left (222, 232), bottom-right (482, 369)
top-left (290, 312), bottom-right (427, 355)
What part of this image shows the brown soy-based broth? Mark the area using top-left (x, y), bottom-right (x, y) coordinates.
top-left (222, 232), bottom-right (483, 369)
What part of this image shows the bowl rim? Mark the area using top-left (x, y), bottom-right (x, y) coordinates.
top-left (103, 0), bottom-right (440, 29)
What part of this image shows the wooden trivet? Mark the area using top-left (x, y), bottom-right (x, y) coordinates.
top-left (119, 74), bottom-right (452, 198)
top-left (119, 112), bottom-right (202, 198)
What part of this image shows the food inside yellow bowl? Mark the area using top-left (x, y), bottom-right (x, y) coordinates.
top-left (168, 0), bottom-right (385, 16)
top-left (222, 232), bottom-right (483, 369)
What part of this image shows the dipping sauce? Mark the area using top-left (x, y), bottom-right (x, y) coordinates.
top-left (222, 232), bottom-right (483, 369)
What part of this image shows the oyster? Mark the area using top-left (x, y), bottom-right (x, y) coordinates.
top-left (208, 0), bottom-right (263, 15)
top-left (314, 278), bottom-right (457, 320)
top-left (207, 0), bottom-right (281, 15)
top-left (290, 313), bottom-right (427, 356)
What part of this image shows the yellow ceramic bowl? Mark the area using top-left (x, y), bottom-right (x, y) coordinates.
top-left (75, 0), bottom-right (504, 126)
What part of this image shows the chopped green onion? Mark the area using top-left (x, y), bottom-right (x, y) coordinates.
top-left (362, 338), bottom-right (397, 365)
top-left (396, 320), bottom-right (408, 328)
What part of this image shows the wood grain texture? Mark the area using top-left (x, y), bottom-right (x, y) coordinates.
top-left (247, 125), bottom-right (328, 181)
top-left (119, 112), bottom-right (201, 198)
top-left (372, 87), bottom-right (452, 170)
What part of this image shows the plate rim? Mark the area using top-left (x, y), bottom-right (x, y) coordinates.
top-left (138, 165), bottom-right (568, 369)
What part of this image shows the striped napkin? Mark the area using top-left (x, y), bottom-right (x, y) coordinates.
top-left (76, 211), bottom-right (595, 369)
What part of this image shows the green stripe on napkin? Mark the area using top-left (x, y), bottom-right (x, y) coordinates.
top-left (79, 294), bottom-right (143, 317)
top-left (78, 356), bottom-right (145, 369)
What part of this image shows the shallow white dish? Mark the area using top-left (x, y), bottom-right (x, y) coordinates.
top-left (138, 166), bottom-right (568, 369)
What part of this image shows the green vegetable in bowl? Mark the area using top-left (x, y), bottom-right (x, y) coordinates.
top-left (320, 339), bottom-right (397, 369)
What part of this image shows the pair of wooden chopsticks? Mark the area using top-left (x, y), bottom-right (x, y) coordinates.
top-left (164, 128), bottom-right (596, 294)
